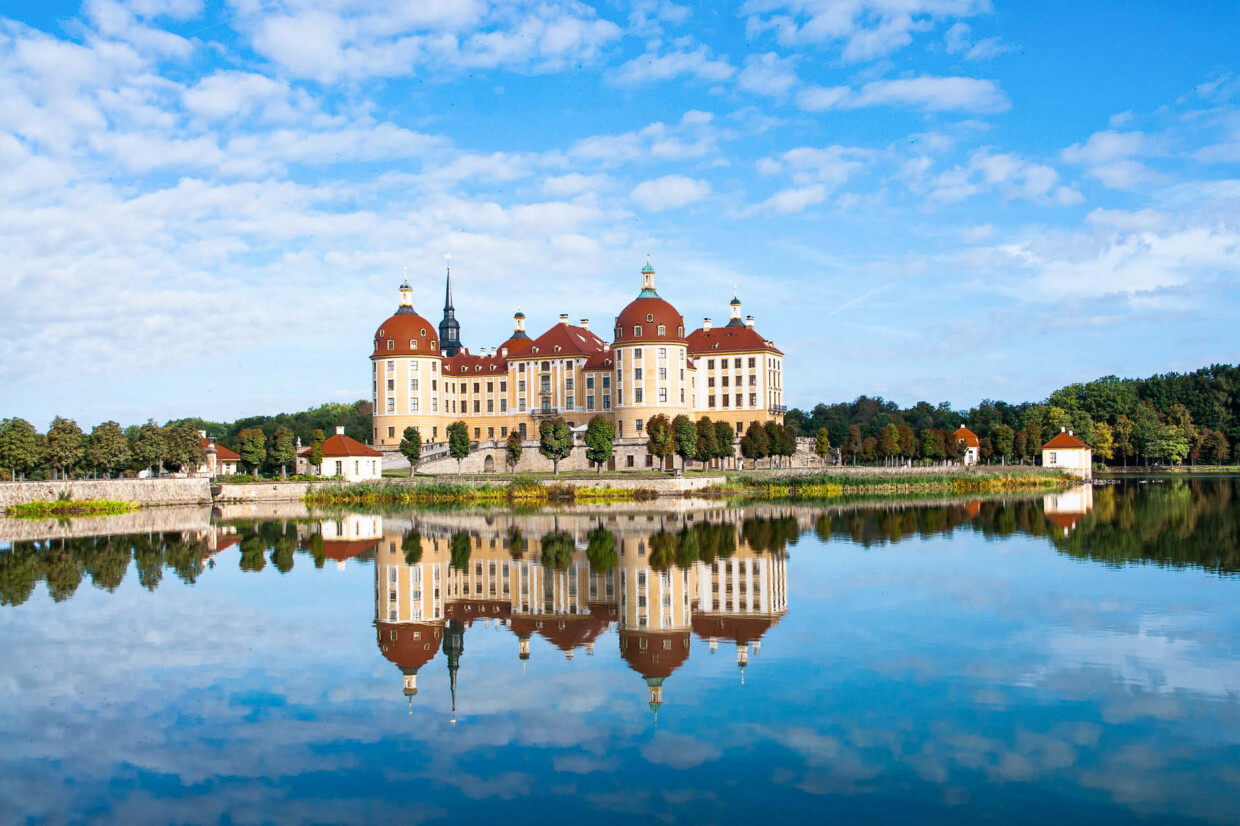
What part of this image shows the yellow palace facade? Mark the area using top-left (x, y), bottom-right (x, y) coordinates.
top-left (369, 260), bottom-right (786, 454)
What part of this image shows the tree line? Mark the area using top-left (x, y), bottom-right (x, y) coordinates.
top-left (786, 363), bottom-right (1238, 467)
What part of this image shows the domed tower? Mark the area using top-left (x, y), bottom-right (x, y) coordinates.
top-left (611, 257), bottom-right (691, 443)
top-left (371, 275), bottom-right (446, 449)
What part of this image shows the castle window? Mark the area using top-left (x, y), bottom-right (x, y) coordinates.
top-left (735, 393), bottom-right (742, 407)
top-left (421, 329), bottom-right (427, 337)
top-left (708, 377), bottom-right (715, 387)
top-left (410, 378), bottom-right (419, 391)
top-left (387, 379), bottom-right (394, 391)
top-left (658, 368), bottom-right (667, 380)
top-left (635, 348), bottom-right (642, 359)
top-left (473, 401), bottom-right (480, 413)
top-left (603, 395), bottom-right (610, 409)
top-left (707, 359), bottom-right (714, 369)
top-left (636, 419), bottom-right (644, 432)
top-left (678, 326), bottom-right (684, 337)
top-left (658, 348), bottom-right (666, 359)
top-left (708, 396), bottom-right (715, 408)
top-left (566, 395), bottom-right (574, 408)
top-left (635, 388), bottom-right (643, 403)
top-left (519, 400), bottom-right (527, 412)
top-left (634, 368), bottom-right (643, 381)
top-left (554, 345), bottom-right (561, 353)
top-left (500, 381), bottom-right (507, 392)
top-left (387, 340), bottom-right (394, 350)
top-left (587, 397), bottom-right (595, 410)
top-left (541, 361), bottom-right (550, 371)
top-left (387, 360), bottom-right (395, 371)
top-left (734, 358), bottom-right (742, 368)
top-left (487, 381), bottom-right (493, 392)
top-left (411, 398), bottom-right (420, 412)
top-left (749, 357), bottom-right (756, 368)
top-left (410, 339), bottom-right (416, 349)
top-left (633, 325), bottom-right (642, 336)
top-left (388, 427), bottom-right (394, 438)
top-left (658, 388), bottom-right (667, 403)
top-left (500, 399), bottom-right (507, 412)
top-left (657, 325), bottom-right (665, 336)
top-left (387, 399), bottom-right (395, 412)
top-left (750, 393), bottom-right (757, 406)
top-left (603, 376), bottom-right (610, 389)
top-left (487, 400), bottom-right (494, 412)
top-left (646, 313), bottom-right (653, 323)
top-left (586, 376), bottom-right (594, 390)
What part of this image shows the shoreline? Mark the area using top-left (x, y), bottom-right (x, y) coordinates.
top-left (0, 466), bottom-right (1077, 515)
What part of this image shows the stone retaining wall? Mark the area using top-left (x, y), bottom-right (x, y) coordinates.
top-left (213, 482), bottom-right (313, 503)
top-left (0, 504), bottom-right (213, 543)
top-left (0, 478), bottom-right (211, 514)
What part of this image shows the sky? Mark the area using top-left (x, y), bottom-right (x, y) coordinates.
top-left (1, 0), bottom-right (1238, 428)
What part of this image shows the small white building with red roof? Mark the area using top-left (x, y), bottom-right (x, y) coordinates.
top-left (197, 431), bottom-right (240, 477)
top-left (298, 426), bottom-right (383, 481)
top-left (1042, 428), bottom-right (1093, 479)
top-left (954, 426), bottom-right (980, 466)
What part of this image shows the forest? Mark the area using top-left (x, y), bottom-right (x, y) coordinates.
top-left (785, 363), bottom-right (1238, 466)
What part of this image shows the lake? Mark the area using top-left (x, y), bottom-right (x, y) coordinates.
top-left (1, 478), bottom-right (1238, 824)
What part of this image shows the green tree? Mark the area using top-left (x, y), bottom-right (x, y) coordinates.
top-left (402, 529), bottom-right (423, 565)
top-left (584, 415), bottom-right (615, 473)
top-left (164, 421), bottom-right (205, 474)
top-left (897, 424), bottom-right (916, 462)
top-left (645, 414), bottom-right (675, 470)
top-left (1202, 429), bottom-right (1230, 464)
top-left (310, 428), bottom-right (325, 474)
top-left (990, 424), bottom-right (1015, 465)
top-left (843, 425), bottom-right (862, 465)
top-left (714, 420), bottom-right (735, 467)
top-left (673, 414), bottom-right (697, 472)
top-left (237, 428), bottom-right (267, 478)
top-left (505, 431), bottom-right (523, 473)
top-left (764, 420), bottom-right (783, 468)
top-left (447, 420), bottom-right (471, 473)
top-left (538, 417), bottom-right (573, 475)
top-left (740, 421), bottom-right (769, 468)
top-left (399, 426), bottom-right (422, 476)
top-left (920, 429), bottom-right (944, 462)
top-left (129, 419), bottom-right (166, 476)
top-left (1113, 414), bottom-right (1134, 467)
top-left (449, 532), bottom-right (472, 571)
top-left (878, 423), bottom-right (901, 466)
top-left (696, 416), bottom-right (720, 469)
top-left (540, 530), bottom-right (574, 570)
top-left (0, 417), bottom-right (41, 481)
top-left (45, 416), bottom-right (85, 479)
top-left (268, 425), bottom-right (296, 479)
top-left (85, 421), bottom-right (130, 478)
top-left (814, 427), bottom-right (831, 464)
top-left (586, 526), bottom-right (617, 571)
top-left (1130, 404), bottom-right (1163, 466)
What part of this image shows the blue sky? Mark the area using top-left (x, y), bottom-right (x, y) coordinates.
top-left (1, 0), bottom-right (1238, 427)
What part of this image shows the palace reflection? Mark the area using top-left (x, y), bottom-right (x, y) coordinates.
top-left (365, 506), bottom-right (792, 717)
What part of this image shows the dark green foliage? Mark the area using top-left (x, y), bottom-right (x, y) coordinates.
top-left (402, 529), bottom-right (423, 565)
top-left (741, 421), bottom-right (769, 464)
top-left (538, 417), bottom-right (573, 474)
top-left (645, 414), bottom-right (675, 467)
top-left (449, 532), bottom-right (472, 571)
top-left (540, 530), bottom-right (574, 570)
top-left (505, 431), bottom-right (523, 472)
top-left (673, 414), bottom-right (697, 470)
top-left (269, 425), bottom-right (296, 479)
top-left (447, 421), bottom-right (470, 472)
top-left (584, 415), bottom-right (615, 471)
top-left (0, 417), bottom-right (42, 481)
top-left (400, 426), bottom-right (422, 475)
top-left (44, 416), bottom-right (84, 477)
top-left (237, 428), bottom-right (266, 477)
top-left (586, 527), bottom-right (617, 571)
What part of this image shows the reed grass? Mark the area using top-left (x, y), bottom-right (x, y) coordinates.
top-left (7, 499), bottom-right (140, 518)
top-left (302, 478), bottom-right (658, 506)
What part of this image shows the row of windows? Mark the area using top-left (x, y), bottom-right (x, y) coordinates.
top-left (707, 375), bottom-right (758, 388)
top-left (706, 357), bottom-right (759, 370)
top-left (706, 394), bottom-right (759, 408)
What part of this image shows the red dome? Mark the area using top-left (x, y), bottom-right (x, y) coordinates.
top-left (614, 296), bottom-right (686, 344)
top-left (373, 310), bottom-right (440, 358)
top-left (375, 621), bottom-right (443, 671)
top-left (618, 630), bottom-right (691, 679)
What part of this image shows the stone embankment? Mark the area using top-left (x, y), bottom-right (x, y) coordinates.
top-left (0, 503), bottom-right (213, 543)
top-left (0, 478), bottom-right (211, 515)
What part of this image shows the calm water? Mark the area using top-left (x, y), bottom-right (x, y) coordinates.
top-left (2, 479), bottom-right (1239, 824)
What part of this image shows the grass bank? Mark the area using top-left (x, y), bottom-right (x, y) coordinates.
top-left (303, 476), bottom-right (658, 506)
top-left (717, 468), bottom-right (1075, 500)
top-left (6, 498), bottom-right (141, 518)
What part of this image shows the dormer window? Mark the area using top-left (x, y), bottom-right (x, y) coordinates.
top-left (678, 326), bottom-right (684, 337)
top-left (646, 313), bottom-right (654, 323)
top-left (554, 345), bottom-right (561, 353)
top-left (387, 340), bottom-right (394, 350)
top-left (420, 328), bottom-right (427, 337)
top-left (657, 325), bottom-right (666, 336)
top-left (634, 325), bottom-right (642, 336)
top-left (410, 339), bottom-right (417, 350)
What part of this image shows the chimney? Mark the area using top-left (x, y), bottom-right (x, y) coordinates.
top-left (1061, 426), bottom-right (1066, 433)
top-left (744, 315), bottom-right (755, 329)
top-left (335, 426), bottom-right (345, 436)
top-left (559, 314), bottom-right (569, 325)
top-left (703, 318), bottom-right (712, 332)
top-left (603, 342), bottom-right (610, 352)
top-left (579, 318), bottom-right (589, 331)
top-left (501, 346), bottom-right (508, 357)
top-left (1069, 430), bottom-right (1074, 436)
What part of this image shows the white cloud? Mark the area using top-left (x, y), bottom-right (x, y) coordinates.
top-left (742, 0), bottom-right (993, 61)
top-left (930, 148), bottom-right (1079, 204)
top-left (943, 22), bottom-right (1012, 60)
top-left (630, 174), bottom-right (711, 210)
top-left (610, 40), bottom-right (734, 85)
top-left (1063, 130), bottom-right (1162, 190)
top-left (798, 76), bottom-right (1008, 113)
top-left (737, 52), bottom-right (799, 98)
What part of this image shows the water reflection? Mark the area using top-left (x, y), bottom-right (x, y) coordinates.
top-left (369, 509), bottom-right (789, 717)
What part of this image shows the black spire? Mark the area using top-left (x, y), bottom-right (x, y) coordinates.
top-left (438, 264), bottom-right (462, 356)
top-left (444, 619), bottom-right (465, 723)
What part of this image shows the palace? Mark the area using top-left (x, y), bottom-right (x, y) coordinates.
top-left (370, 259), bottom-right (786, 463)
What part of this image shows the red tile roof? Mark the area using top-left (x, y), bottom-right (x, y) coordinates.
top-left (1043, 431), bottom-right (1090, 450)
top-left (583, 349), bottom-right (614, 370)
top-left (321, 433), bottom-right (382, 457)
top-left (614, 296), bottom-right (686, 344)
top-left (443, 350), bottom-right (508, 374)
top-left (618, 630), bottom-right (691, 679)
top-left (954, 426), bottom-right (980, 448)
top-left (686, 325), bottom-right (783, 356)
top-left (520, 322), bottom-right (604, 358)
top-left (321, 539), bottom-right (378, 561)
top-left (375, 621), bottom-right (443, 671)
top-left (201, 438), bottom-right (240, 461)
top-left (373, 310), bottom-right (439, 358)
